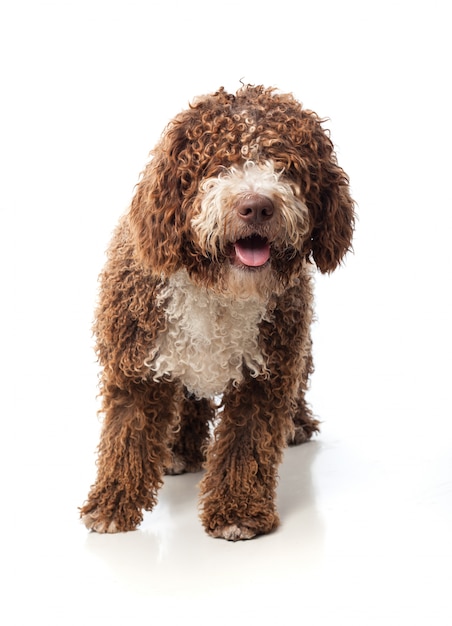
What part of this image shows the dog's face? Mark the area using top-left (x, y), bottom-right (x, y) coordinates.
top-left (130, 85), bottom-right (355, 295)
top-left (189, 160), bottom-right (310, 297)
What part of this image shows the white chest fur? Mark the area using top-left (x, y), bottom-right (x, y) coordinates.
top-left (145, 270), bottom-right (269, 398)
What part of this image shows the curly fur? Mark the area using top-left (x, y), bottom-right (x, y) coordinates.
top-left (145, 268), bottom-right (271, 398)
top-left (80, 84), bottom-right (355, 541)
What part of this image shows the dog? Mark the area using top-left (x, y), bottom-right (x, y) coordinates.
top-left (80, 84), bottom-right (355, 541)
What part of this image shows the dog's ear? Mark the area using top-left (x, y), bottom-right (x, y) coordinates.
top-left (303, 119), bottom-right (355, 273)
top-left (129, 120), bottom-right (191, 275)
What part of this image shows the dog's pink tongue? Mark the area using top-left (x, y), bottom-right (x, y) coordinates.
top-left (234, 238), bottom-right (270, 267)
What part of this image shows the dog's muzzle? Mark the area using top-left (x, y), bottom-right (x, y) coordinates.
top-left (232, 194), bottom-right (274, 268)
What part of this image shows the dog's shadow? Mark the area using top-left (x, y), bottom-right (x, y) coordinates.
top-left (278, 439), bottom-right (322, 517)
top-left (277, 439), bottom-right (325, 558)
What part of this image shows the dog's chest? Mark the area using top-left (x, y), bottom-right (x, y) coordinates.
top-left (145, 270), bottom-right (269, 397)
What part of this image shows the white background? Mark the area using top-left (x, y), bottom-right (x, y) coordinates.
top-left (1, 1), bottom-right (451, 624)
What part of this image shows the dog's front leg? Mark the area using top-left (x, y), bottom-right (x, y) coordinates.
top-left (199, 375), bottom-right (291, 541)
top-left (80, 379), bottom-right (178, 533)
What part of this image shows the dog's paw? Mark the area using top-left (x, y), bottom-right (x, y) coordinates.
top-left (208, 524), bottom-right (257, 541)
top-left (164, 454), bottom-right (187, 475)
top-left (164, 453), bottom-right (204, 475)
top-left (287, 419), bottom-right (320, 446)
top-left (81, 510), bottom-right (120, 534)
top-left (80, 509), bottom-right (124, 534)
top-left (288, 425), bottom-right (312, 445)
top-left (201, 498), bottom-right (280, 541)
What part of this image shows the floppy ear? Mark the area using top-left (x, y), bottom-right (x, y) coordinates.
top-left (304, 120), bottom-right (355, 273)
top-left (129, 119), bottom-right (192, 275)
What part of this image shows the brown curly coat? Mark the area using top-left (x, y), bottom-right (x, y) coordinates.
top-left (80, 85), bottom-right (355, 540)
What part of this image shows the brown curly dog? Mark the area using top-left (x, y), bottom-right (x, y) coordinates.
top-left (80, 84), bottom-right (355, 541)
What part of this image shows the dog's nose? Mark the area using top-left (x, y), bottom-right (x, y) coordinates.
top-left (235, 194), bottom-right (274, 224)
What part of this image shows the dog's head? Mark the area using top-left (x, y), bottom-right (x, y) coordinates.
top-left (130, 85), bottom-right (355, 295)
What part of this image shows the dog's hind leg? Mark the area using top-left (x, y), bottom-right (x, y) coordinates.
top-left (166, 392), bottom-right (215, 475)
top-left (287, 335), bottom-right (320, 445)
top-left (288, 384), bottom-right (320, 445)
top-left (80, 379), bottom-right (179, 533)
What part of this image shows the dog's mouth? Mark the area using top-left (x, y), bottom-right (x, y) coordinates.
top-left (232, 235), bottom-right (271, 268)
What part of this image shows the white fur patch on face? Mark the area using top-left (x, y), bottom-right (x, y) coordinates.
top-left (191, 160), bottom-right (309, 258)
top-left (144, 270), bottom-right (270, 398)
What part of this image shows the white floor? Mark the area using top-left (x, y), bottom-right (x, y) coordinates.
top-left (1, 1), bottom-right (451, 625)
top-left (4, 400), bottom-right (451, 625)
